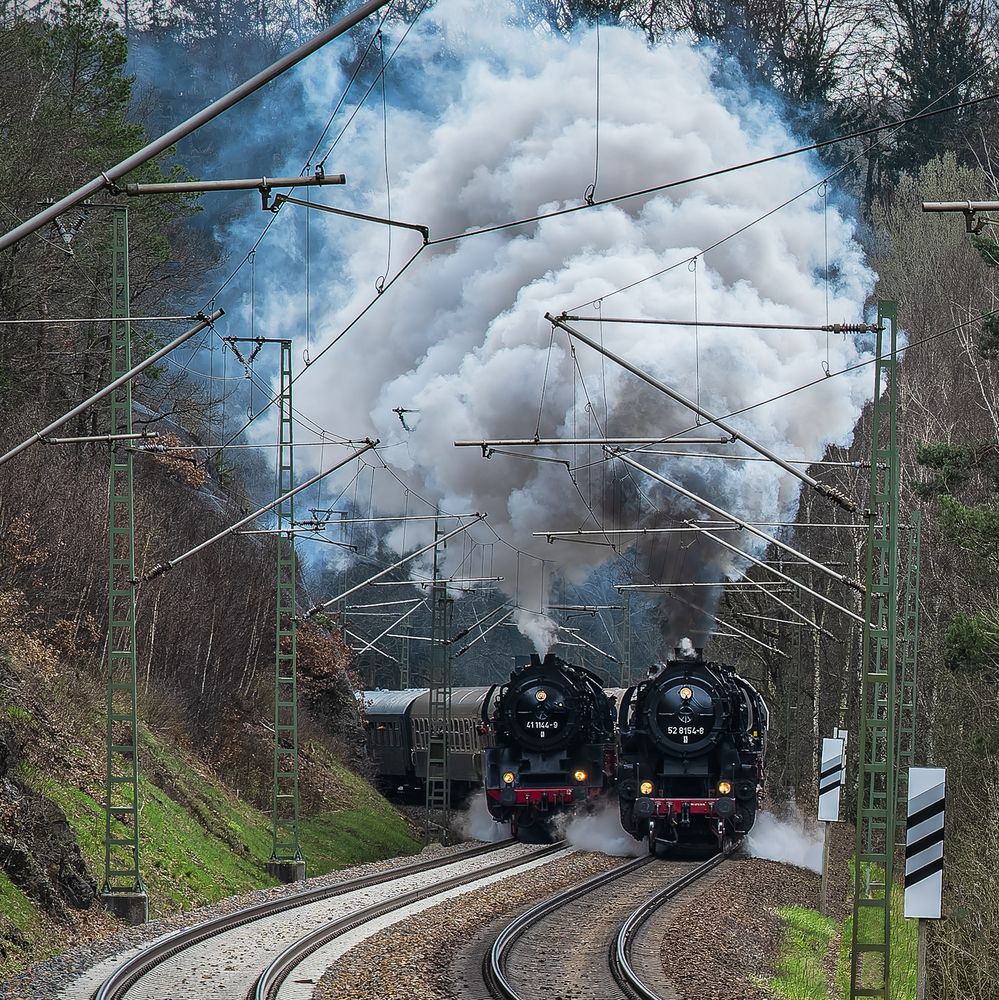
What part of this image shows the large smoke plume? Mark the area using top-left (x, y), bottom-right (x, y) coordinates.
top-left (234, 0), bottom-right (877, 649)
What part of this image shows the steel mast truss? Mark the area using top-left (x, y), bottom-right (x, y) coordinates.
top-left (270, 340), bottom-right (305, 877)
top-left (424, 518), bottom-right (453, 841)
top-left (850, 301), bottom-right (900, 999)
top-left (895, 510), bottom-right (921, 830)
top-left (102, 207), bottom-right (147, 919)
top-left (620, 591), bottom-right (632, 687)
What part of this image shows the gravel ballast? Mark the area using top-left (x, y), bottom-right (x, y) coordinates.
top-left (659, 857), bottom-right (821, 999)
top-left (315, 854), bottom-right (820, 1000)
top-left (314, 850), bottom-right (621, 1000)
top-left (0, 841), bottom-right (468, 1000)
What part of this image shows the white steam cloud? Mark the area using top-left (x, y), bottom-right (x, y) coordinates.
top-left (516, 611), bottom-right (560, 656)
top-left (557, 800), bottom-right (645, 857)
top-left (745, 807), bottom-right (824, 873)
top-left (455, 790), bottom-right (510, 842)
top-left (247, 0), bottom-right (877, 640)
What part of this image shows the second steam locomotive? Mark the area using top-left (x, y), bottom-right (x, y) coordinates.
top-left (617, 646), bottom-right (768, 853)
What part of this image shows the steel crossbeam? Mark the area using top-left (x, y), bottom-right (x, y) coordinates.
top-left (850, 301), bottom-right (901, 999)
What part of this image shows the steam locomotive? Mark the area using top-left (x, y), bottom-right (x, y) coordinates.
top-left (483, 652), bottom-right (616, 839)
top-left (617, 647), bottom-right (768, 853)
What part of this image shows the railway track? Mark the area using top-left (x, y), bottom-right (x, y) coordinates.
top-left (480, 853), bottom-right (724, 1000)
top-left (87, 839), bottom-right (562, 1000)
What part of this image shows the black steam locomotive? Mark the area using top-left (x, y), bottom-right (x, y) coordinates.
top-left (483, 652), bottom-right (616, 839)
top-left (617, 647), bottom-right (768, 853)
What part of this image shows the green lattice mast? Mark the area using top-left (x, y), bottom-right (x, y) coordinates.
top-left (400, 625), bottom-right (412, 688)
top-left (849, 300), bottom-right (900, 999)
top-left (895, 510), bottom-right (922, 832)
top-left (620, 591), bottom-right (632, 687)
top-left (101, 207), bottom-right (147, 924)
top-left (424, 518), bottom-right (453, 841)
top-left (269, 339), bottom-right (305, 881)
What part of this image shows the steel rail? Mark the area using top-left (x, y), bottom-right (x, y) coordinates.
top-left (610, 854), bottom-right (725, 1000)
top-left (91, 839), bottom-right (516, 1000)
top-left (253, 842), bottom-right (569, 1000)
top-left (484, 855), bottom-right (653, 999)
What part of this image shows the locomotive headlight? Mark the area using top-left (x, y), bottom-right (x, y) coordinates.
top-left (639, 780), bottom-right (654, 796)
top-left (573, 769), bottom-right (588, 783)
top-left (679, 686), bottom-right (693, 700)
top-left (718, 780), bottom-right (733, 796)
top-left (502, 771), bottom-right (516, 785)
top-left (535, 689), bottom-right (548, 702)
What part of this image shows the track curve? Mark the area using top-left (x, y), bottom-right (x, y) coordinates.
top-left (91, 840), bottom-right (520, 1000)
top-left (482, 853), bottom-right (724, 1000)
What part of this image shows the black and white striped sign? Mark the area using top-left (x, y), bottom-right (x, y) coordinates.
top-left (904, 767), bottom-right (945, 919)
top-left (817, 737), bottom-right (845, 822)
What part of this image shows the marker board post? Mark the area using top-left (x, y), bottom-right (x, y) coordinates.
top-left (905, 767), bottom-right (945, 1000)
top-left (817, 736), bottom-right (845, 914)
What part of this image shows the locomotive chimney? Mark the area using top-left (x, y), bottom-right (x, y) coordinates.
top-left (694, 647), bottom-right (704, 660)
top-left (542, 652), bottom-right (558, 668)
top-left (530, 653), bottom-right (543, 669)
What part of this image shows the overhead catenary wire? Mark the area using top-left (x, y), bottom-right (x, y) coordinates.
top-left (0, 310), bottom-right (223, 469)
top-left (0, 0), bottom-right (395, 253)
top-left (422, 89), bottom-right (999, 250)
top-left (196, 73), bottom-right (994, 480)
top-left (210, 68), bottom-right (997, 461)
top-left (353, 599), bottom-right (426, 655)
top-left (142, 439), bottom-right (377, 581)
top-left (305, 515), bottom-right (487, 615)
top-left (553, 315), bottom-right (857, 512)
top-left (609, 449), bottom-right (863, 592)
top-left (566, 65), bottom-right (989, 314)
top-left (650, 306), bottom-right (999, 449)
top-left (692, 523), bottom-right (863, 623)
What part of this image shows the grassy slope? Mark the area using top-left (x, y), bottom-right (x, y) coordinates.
top-left (769, 873), bottom-right (917, 1000)
top-left (1, 726), bottom-right (419, 978)
top-left (769, 905), bottom-right (838, 1000)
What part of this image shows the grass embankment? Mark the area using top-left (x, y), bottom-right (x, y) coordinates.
top-left (1, 726), bottom-right (419, 978)
top-left (770, 877), bottom-right (917, 999)
top-left (769, 905), bottom-right (838, 999)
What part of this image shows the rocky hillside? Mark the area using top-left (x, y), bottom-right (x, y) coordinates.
top-left (0, 605), bottom-right (420, 979)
